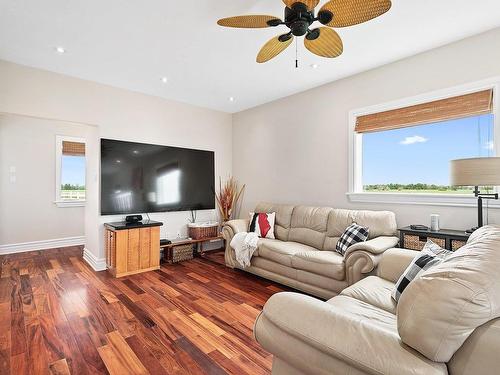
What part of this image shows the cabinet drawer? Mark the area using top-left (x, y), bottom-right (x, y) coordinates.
top-left (403, 234), bottom-right (445, 251)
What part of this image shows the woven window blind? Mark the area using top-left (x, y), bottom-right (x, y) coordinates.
top-left (355, 89), bottom-right (494, 134)
top-left (62, 141), bottom-right (85, 156)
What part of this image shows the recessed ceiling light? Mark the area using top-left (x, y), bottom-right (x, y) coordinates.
top-left (55, 46), bottom-right (66, 54)
top-left (310, 64), bottom-right (319, 69)
top-left (161, 77), bottom-right (168, 83)
top-left (116, 159), bottom-right (121, 163)
top-left (228, 97), bottom-right (235, 102)
top-left (133, 150), bottom-right (139, 154)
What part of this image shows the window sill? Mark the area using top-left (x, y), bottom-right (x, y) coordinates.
top-left (347, 192), bottom-right (500, 208)
top-left (54, 200), bottom-right (86, 208)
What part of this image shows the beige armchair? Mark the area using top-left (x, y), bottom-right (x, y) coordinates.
top-left (254, 226), bottom-right (500, 375)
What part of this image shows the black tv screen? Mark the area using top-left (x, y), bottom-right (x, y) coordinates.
top-left (100, 139), bottom-right (215, 215)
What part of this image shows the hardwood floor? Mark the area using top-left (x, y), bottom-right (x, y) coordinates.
top-left (0, 247), bottom-right (288, 374)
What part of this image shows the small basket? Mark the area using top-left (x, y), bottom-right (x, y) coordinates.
top-left (188, 222), bottom-right (219, 240)
top-left (451, 239), bottom-right (467, 251)
top-left (171, 244), bottom-right (194, 263)
top-left (403, 234), bottom-right (445, 251)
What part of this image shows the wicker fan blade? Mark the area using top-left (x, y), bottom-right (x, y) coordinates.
top-left (217, 15), bottom-right (282, 28)
top-left (304, 27), bottom-right (343, 58)
top-left (256, 34), bottom-right (293, 63)
top-left (319, 0), bottom-right (391, 28)
top-left (282, 0), bottom-right (320, 11)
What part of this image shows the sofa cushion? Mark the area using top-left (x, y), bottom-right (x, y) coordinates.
top-left (258, 240), bottom-right (316, 267)
top-left (288, 205), bottom-right (332, 249)
top-left (254, 238), bottom-right (285, 257)
top-left (260, 293), bottom-right (447, 375)
top-left (397, 225), bottom-right (500, 363)
top-left (291, 250), bottom-right (345, 281)
top-left (340, 275), bottom-right (397, 314)
top-left (255, 202), bottom-right (294, 241)
top-left (323, 209), bottom-right (398, 251)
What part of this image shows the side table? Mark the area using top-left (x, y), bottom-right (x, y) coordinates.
top-left (399, 226), bottom-right (470, 251)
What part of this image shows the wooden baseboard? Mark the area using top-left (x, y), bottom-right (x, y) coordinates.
top-left (0, 236), bottom-right (85, 255)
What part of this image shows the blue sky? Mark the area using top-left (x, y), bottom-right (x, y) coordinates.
top-left (363, 114), bottom-right (494, 186)
top-left (61, 155), bottom-right (86, 186)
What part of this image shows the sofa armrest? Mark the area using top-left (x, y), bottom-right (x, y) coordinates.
top-left (254, 292), bottom-right (446, 375)
top-left (344, 250), bottom-right (381, 285)
top-left (377, 248), bottom-right (419, 283)
top-left (222, 219), bottom-right (249, 268)
top-left (223, 219), bottom-right (249, 236)
top-left (342, 236), bottom-right (398, 285)
top-left (345, 236), bottom-right (399, 256)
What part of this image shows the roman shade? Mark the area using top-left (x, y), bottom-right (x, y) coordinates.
top-left (355, 90), bottom-right (493, 134)
top-left (62, 141), bottom-right (85, 156)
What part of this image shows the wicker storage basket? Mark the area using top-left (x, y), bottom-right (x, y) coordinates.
top-left (403, 234), bottom-right (446, 251)
top-left (188, 222), bottom-right (219, 240)
top-left (451, 239), bottom-right (467, 251)
top-left (171, 244), bottom-right (194, 263)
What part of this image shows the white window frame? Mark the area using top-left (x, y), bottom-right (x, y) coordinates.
top-left (55, 135), bottom-right (86, 208)
top-left (348, 77), bottom-right (500, 208)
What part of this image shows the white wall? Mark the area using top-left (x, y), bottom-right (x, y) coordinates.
top-left (0, 60), bottom-right (232, 265)
top-left (232, 28), bottom-right (500, 231)
top-left (0, 113), bottom-right (92, 245)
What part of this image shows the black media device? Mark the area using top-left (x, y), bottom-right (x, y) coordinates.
top-left (410, 225), bottom-right (430, 231)
top-left (100, 139), bottom-right (215, 215)
top-left (125, 214), bottom-right (143, 224)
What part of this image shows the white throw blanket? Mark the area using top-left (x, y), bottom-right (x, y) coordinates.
top-left (230, 232), bottom-right (259, 268)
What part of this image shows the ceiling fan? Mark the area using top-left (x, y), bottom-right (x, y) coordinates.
top-left (217, 0), bottom-right (392, 63)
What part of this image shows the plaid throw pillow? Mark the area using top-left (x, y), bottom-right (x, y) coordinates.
top-left (392, 240), bottom-right (452, 302)
top-left (335, 223), bottom-right (369, 256)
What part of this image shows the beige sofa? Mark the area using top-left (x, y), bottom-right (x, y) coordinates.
top-left (222, 202), bottom-right (399, 299)
top-left (254, 225), bottom-right (500, 375)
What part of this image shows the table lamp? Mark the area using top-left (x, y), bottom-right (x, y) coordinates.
top-left (450, 157), bottom-right (500, 233)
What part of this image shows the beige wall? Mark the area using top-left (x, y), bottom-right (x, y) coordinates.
top-left (0, 114), bottom-right (91, 244)
top-left (0, 60), bottom-right (232, 263)
top-left (232, 28), bottom-right (500, 231)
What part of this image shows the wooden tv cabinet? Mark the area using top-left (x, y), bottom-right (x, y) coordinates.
top-left (104, 220), bottom-right (163, 278)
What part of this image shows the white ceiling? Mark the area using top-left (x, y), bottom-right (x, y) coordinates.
top-left (1, 0), bottom-right (500, 113)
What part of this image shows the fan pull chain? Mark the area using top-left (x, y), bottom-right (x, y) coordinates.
top-left (295, 38), bottom-right (299, 68)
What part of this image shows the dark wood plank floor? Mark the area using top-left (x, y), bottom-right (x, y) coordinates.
top-left (0, 247), bottom-right (287, 374)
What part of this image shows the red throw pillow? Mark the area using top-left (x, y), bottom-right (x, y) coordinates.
top-left (249, 212), bottom-right (276, 239)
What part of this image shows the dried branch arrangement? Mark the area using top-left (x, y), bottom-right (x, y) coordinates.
top-left (214, 176), bottom-right (245, 222)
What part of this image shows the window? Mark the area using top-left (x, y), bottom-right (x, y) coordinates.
top-left (349, 86), bottom-right (499, 206)
top-left (362, 114), bottom-right (494, 193)
top-left (55, 136), bottom-right (86, 207)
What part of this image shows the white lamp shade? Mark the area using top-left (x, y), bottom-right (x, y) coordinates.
top-left (450, 157), bottom-right (500, 186)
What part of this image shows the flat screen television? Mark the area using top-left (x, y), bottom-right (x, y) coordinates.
top-left (100, 139), bottom-right (215, 215)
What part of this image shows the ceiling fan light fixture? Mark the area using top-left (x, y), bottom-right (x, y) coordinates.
top-left (217, 0), bottom-right (391, 63)
top-left (278, 33), bottom-right (293, 42)
top-left (318, 10), bottom-right (334, 25)
top-left (267, 18), bottom-right (283, 27)
top-left (305, 28), bottom-right (320, 40)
